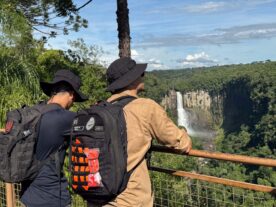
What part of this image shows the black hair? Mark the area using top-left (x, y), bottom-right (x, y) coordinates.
top-left (50, 81), bottom-right (74, 96)
top-left (110, 73), bottom-right (145, 94)
top-left (111, 87), bottom-right (125, 94)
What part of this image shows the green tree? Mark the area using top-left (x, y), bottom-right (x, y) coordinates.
top-left (66, 38), bottom-right (104, 65)
top-left (0, 0), bottom-right (90, 39)
top-left (0, 46), bottom-right (42, 125)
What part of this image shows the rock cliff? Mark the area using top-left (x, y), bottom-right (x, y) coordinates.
top-left (183, 90), bottom-right (211, 111)
top-left (161, 90), bottom-right (223, 127)
top-left (161, 90), bottom-right (222, 149)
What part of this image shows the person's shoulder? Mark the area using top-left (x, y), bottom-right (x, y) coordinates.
top-left (135, 97), bottom-right (162, 108)
top-left (43, 108), bottom-right (75, 120)
top-left (58, 109), bottom-right (76, 120)
top-left (40, 109), bottom-right (75, 131)
top-left (62, 110), bottom-right (76, 119)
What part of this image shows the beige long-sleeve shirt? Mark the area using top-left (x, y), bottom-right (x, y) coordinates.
top-left (107, 91), bottom-right (192, 207)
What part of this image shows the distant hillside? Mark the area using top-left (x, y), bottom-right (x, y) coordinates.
top-left (144, 60), bottom-right (276, 102)
top-left (143, 61), bottom-right (276, 194)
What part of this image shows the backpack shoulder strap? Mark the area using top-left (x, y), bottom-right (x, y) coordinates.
top-left (110, 96), bottom-right (137, 108)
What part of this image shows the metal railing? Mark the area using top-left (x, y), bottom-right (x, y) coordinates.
top-left (150, 145), bottom-right (276, 207)
top-left (151, 146), bottom-right (276, 167)
top-left (0, 146), bottom-right (275, 206)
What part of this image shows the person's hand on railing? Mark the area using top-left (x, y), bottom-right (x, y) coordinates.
top-left (0, 128), bottom-right (5, 133)
top-left (183, 137), bottom-right (192, 154)
top-left (179, 126), bottom-right (187, 132)
top-left (179, 126), bottom-right (192, 154)
top-left (186, 139), bottom-right (192, 153)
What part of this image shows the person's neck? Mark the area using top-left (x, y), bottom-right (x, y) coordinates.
top-left (47, 98), bottom-right (66, 109)
top-left (122, 89), bottom-right (138, 97)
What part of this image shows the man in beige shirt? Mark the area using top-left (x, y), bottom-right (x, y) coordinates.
top-left (88, 57), bottom-right (192, 207)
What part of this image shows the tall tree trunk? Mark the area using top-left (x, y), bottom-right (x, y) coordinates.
top-left (116, 0), bottom-right (131, 58)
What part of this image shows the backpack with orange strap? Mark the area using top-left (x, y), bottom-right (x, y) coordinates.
top-left (69, 96), bottom-right (136, 204)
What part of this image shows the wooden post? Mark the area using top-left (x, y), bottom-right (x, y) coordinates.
top-left (6, 183), bottom-right (14, 207)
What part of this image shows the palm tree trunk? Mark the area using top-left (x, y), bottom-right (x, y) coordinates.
top-left (116, 0), bottom-right (131, 58)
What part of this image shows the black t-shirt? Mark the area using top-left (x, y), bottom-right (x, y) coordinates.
top-left (20, 105), bottom-right (75, 207)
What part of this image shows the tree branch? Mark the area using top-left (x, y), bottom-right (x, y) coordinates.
top-left (32, 26), bottom-right (54, 35)
top-left (32, 22), bottom-right (64, 30)
top-left (76, 0), bottom-right (93, 11)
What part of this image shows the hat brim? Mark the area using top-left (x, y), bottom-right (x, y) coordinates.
top-left (107, 63), bottom-right (147, 92)
top-left (40, 81), bottom-right (88, 102)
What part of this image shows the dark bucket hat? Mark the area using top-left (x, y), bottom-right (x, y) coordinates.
top-left (40, 69), bottom-right (88, 102)
top-left (106, 57), bottom-right (147, 92)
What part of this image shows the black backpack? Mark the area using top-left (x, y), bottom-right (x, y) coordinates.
top-left (0, 103), bottom-right (60, 183)
top-left (69, 96), bottom-right (136, 203)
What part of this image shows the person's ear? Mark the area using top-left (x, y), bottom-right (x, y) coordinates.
top-left (69, 91), bottom-right (75, 101)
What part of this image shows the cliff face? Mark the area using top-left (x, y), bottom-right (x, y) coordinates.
top-left (221, 79), bottom-right (255, 134)
top-left (161, 79), bottom-right (258, 136)
top-left (183, 91), bottom-right (211, 111)
top-left (161, 90), bottom-right (223, 129)
top-left (161, 90), bottom-right (222, 149)
top-left (161, 90), bottom-right (177, 111)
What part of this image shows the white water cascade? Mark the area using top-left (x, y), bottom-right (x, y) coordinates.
top-left (176, 91), bottom-right (216, 143)
top-left (176, 91), bottom-right (194, 135)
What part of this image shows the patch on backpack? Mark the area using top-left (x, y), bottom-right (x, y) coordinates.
top-left (73, 118), bottom-right (78, 125)
top-left (74, 126), bottom-right (85, 132)
top-left (86, 117), bottom-right (95, 131)
top-left (5, 120), bottom-right (13, 133)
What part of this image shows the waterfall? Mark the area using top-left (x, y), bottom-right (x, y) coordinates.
top-left (176, 91), bottom-right (216, 143)
top-left (176, 92), bottom-right (193, 135)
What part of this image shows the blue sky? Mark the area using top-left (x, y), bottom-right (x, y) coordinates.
top-left (45, 0), bottom-right (276, 70)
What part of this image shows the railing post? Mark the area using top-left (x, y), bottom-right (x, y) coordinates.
top-left (6, 183), bottom-right (15, 207)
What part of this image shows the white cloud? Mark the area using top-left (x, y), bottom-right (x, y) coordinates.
top-left (137, 23), bottom-right (276, 48)
top-left (148, 58), bottom-right (161, 64)
top-left (233, 28), bottom-right (276, 38)
top-left (177, 52), bottom-right (218, 68)
top-left (183, 0), bottom-right (276, 13)
top-left (147, 58), bottom-right (167, 70)
top-left (131, 49), bottom-right (139, 57)
top-left (128, 49), bottom-right (169, 70)
top-left (184, 1), bottom-right (227, 13)
top-left (98, 48), bottom-right (118, 67)
top-left (145, 0), bottom-right (276, 15)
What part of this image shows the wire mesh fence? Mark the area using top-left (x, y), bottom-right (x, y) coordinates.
top-left (0, 181), bottom-right (6, 207)
top-left (0, 182), bottom-right (88, 207)
top-left (150, 151), bottom-right (276, 207)
top-left (71, 194), bottom-right (87, 207)
top-left (14, 183), bottom-right (22, 207)
top-left (151, 171), bottom-right (275, 207)
top-left (0, 151), bottom-right (275, 207)
top-left (1, 175), bottom-right (275, 207)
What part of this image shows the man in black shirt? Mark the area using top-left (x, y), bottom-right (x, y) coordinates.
top-left (20, 70), bottom-right (88, 207)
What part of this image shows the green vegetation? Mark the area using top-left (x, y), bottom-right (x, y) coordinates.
top-left (1, 35), bottom-right (275, 206)
top-left (0, 1), bottom-right (275, 205)
top-left (0, 2), bottom-right (104, 206)
top-left (146, 62), bottom-right (276, 206)
top-left (0, 0), bottom-right (88, 41)
top-left (0, 41), bottom-right (108, 126)
top-left (144, 61), bottom-right (276, 157)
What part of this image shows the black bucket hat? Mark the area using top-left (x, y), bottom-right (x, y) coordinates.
top-left (40, 69), bottom-right (88, 102)
top-left (106, 57), bottom-right (147, 92)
